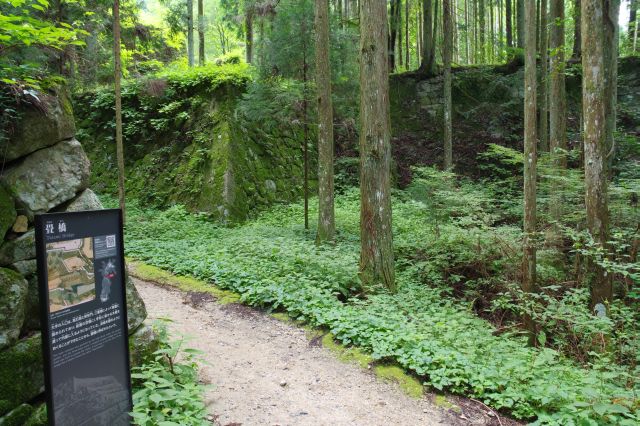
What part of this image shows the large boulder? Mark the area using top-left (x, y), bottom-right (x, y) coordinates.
top-left (0, 188), bottom-right (16, 240)
top-left (0, 268), bottom-right (28, 350)
top-left (126, 272), bottom-right (147, 333)
top-left (0, 334), bottom-right (44, 417)
top-left (0, 87), bottom-right (75, 162)
top-left (1, 139), bottom-right (90, 218)
top-left (0, 230), bottom-right (35, 266)
top-left (129, 320), bottom-right (160, 367)
top-left (62, 188), bottom-right (103, 212)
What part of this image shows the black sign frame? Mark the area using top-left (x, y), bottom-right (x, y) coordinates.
top-left (35, 209), bottom-right (133, 426)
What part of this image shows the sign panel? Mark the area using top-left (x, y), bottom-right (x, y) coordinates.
top-left (35, 209), bottom-right (133, 426)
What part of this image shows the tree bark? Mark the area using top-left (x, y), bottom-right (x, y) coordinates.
top-left (539, 0), bottom-right (548, 151)
top-left (114, 0), bottom-right (126, 220)
top-left (358, 0), bottom-right (396, 292)
top-left (245, 10), bottom-right (254, 64)
top-left (572, 0), bottom-right (581, 59)
top-left (603, 0), bottom-right (619, 178)
top-left (420, 0), bottom-right (436, 73)
top-left (549, 0), bottom-right (566, 233)
top-left (389, 0), bottom-right (398, 71)
top-left (444, 0), bottom-right (453, 169)
top-left (315, 0), bottom-right (335, 243)
top-left (506, 0), bottom-right (513, 47)
top-left (582, 0), bottom-right (612, 308)
top-left (479, 0), bottom-right (486, 62)
top-left (398, 0), bottom-right (404, 68)
top-left (523, 0), bottom-right (538, 345)
top-left (631, 0), bottom-right (638, 41)
top-left (406, 0), bottom-right (411, 69)
top-left (517, 0), bottom-right (524, 47)
top-left (198, 0), bottom-right (205, 66)
top-left (187, 0), bottom-right (194, 67)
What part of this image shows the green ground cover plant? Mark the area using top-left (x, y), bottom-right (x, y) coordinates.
top-left (105, 165), bottom-right (639, 425)
top-left (131, 321), bottom-right (209, 426)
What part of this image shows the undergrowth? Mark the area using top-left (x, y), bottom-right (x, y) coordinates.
top-left (106, 163), bottom-right (639, 425)
top-left (131, 321), bottom-right (209, 426)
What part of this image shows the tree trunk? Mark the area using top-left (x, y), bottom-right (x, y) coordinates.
top-left (465, 0), bottom-right (470, 62)
top-left (406, 0), bottom-right (411, 69)
top-left (549, 0), bottom-right (566, 232)
top-left (631, 0), bottom-right (638, 41)
top-left (582, 0), bottom-right (612, 308)
top-left (539, 0), bottom-right (548, 151)
top-left (187, 0), bottom-right (194, 67)
top-left (572, 0), bottom-right (581, 59)
top-left (443, 0), bottom-right (453, 169)
top-left (389, 0), bottom-right (398, 71)
top-left (113, 0), bottom-right (126, 220)
top-left (506, 0), bottom-right (513, 47)
top-left (358, 0), bottom-right (396, 292)
top-left (549, 0), bottom-right (566, 166)
top-left (603, 0), bottom-right (619, 178)
top-left (523, 0), bottom-right (538, 345)
top-left (418, 8), bottom-right (423, 62)
top-left (245, 11), bottom-right (254, 64)
top-left (420, 0), bottom-right (436, 73)
top-left (479, 0), bottom-right (485, 62)
top-left (398, 0), bottom-right (404, 68)
top-left (517, 0), bottom-right (524, 47)
top-left (431, 0), bottom-right (439, 64)
top-left (315, 0), bottom-right (335, 243)
top-left (198, 0), bottom-right (205, 66)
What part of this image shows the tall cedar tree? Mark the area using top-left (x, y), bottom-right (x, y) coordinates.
top-left (443, 0), bottom-right (453, 169)
top-left (198, 0), bottom-right (205, 65)
top-left (523, 0), bottom-right (538, 345)
top-left (517, 0), bottom-right (524, 47)
top-left (603, 0), bottom-right (619, 177)
top-left (539, 0), bottom-right (548, 151)
top-left (245, 4), bottom-right (254, 63)
top-left (113, 0), bottom-right (125, 220)
top-left (549, 0), bottom-right (567, 166)
top-left (582, 0), bottom-right (612, 308)
top-left (421, 0), bottom-right (436, 74)
top-left (549, 0), bottom-right (566, 236)
top-left (359, 0), bottom-right (396, 292)
top-left (315, 0), bottom-right (335, 243)
top-left (572, 0), bottom-right (581, 59)
top-left (187, 0), bottom-right (194, 66)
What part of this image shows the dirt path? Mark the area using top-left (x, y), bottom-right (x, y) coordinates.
top-left (134, 278), bottom-right (457, 426)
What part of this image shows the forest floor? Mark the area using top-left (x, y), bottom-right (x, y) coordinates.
top-left (133, 277), bottom-right (518, 426)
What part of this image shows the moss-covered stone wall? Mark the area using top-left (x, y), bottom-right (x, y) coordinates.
top-left (0, 85), bottom-right (150, 424)
top-left (75, 64), bottom-right (307, 224)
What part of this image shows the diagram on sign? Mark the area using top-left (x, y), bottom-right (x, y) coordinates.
top-left (46, 238), bottom-right (96, 313)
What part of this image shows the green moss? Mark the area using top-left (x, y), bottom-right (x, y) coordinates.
top-left (434, 395), bottom-right (462, 412)
top-left (0, 404), bottom-right (34, 426)
top-left (127, 260), bottom-right (240, 304)
top-left (23, 404), bottom-right (47, 426)
top-left (374, 365), bottom-right (424, 399)
top-left (270, 312), bottom-right (294, 323)
top-left (0, 334), bottom-right (43, 417)
top-left (0, 186), bottom-right (16, 238)
top-left (321, 333), bottom-right (372, 369)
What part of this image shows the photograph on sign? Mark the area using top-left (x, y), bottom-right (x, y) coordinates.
top-left (36, 210), bottom-right (133, 426)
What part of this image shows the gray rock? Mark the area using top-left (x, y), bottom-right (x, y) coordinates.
top-left (10, 260), bottom-right (36, 277)
top-left (0, 334), bottom-right (44, 417)
top-left (0, 268), bottom-right (28, 350)
top-left (126, 270), bottom-right (147, 333)
top-left (0, 230), bottom-right (35, 266)
top-left (63, 189), bottom-right (104, 212)
top-left (11, 215), bottom-right (28, 234)
top-left (0, 187), bottom-right (16, 240)
top-left (129, 321), bottom-right (160, 367)
top-left (0, 87), bottom-right (75, 162)
top-left (1, 139), bottom-right (90, 218)
top-left (0, 403), bottom-right (34, 426)
top-left (21, 276), bottom-right (40, 333)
